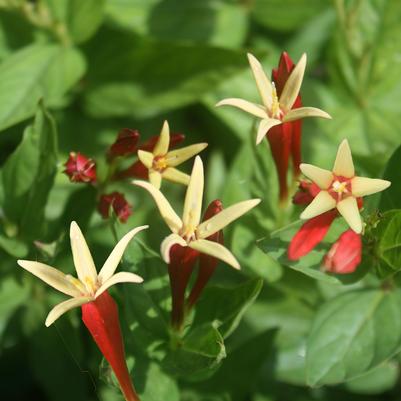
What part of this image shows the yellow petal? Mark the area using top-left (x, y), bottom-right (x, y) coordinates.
top-left (189, 239), bottom-right (240, 270)
top-left (282, 107), bottom-right (331, 123)
top-left (300, 191), bottom-right (336, 219)
top-left (149, 170), bottom-right (162, 189)
top-left (137, 150), bottom-right (153, 169)
top-left (216, 98), bottom-right (268, 119)
top-left (300, 164), bottom-right (333, 189)
top-left (162, 167), bottom-right (190, 185)
top-left (160, 233), bottom-right (187, 264)
top-left (165, 143), bottom-right (208, 167)
top-left (182, 156), bottom-right (204, 231)
top-left (98, 225), bottom-right (148, 283)
top-left (256, 118), bottom-right (282, 145)
top-left (95, 272), bottom-right (143, 298)
top-left (153, 120), bottom-right (170, 155)
top-left (45, 297), bottom-right (92, 327)
top-left (197, 199), bottom-right (261, 239)
top-left (333, 139), bottom-right (354, 178)
top-left (351, 176), bottom-right (391, 197)
top-left (133, 180), bottom-right (182, 233)
top-left (70, 221), bottom-right (98, 291)
top-left (279, 53), bottom-right (306, 111)
top-left (247, 53), bottom-right (273, 109)
top-left (336, 196), bottom-right (362, 233)
top-left (17, 260), bottom-right (82, 297)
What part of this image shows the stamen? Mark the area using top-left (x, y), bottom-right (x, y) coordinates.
top-left (271, 82), bottom-right (281, 118)
top-left (152, 156), bottom-right (168, 172)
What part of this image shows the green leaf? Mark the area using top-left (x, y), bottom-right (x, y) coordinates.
top-left (306, 288), bottom-right (401, 386)
top-left (106, 0), bottom-right (247, 48)
top-left (251, 0), bottom-right (331, 32)
top-left (0, 43), bottom-right (85, 131)
top-left (83, 26), bottom-right (248, 119)
top-left (193, 278), bottom-right (263, 339)
top-left (163, 324), bottom-right (226, 377)
top-left (379, 144), bottom-right (401, 211)
top-left (2, 102), bottom-right (58, 238)
top-left (376, 210), bottom-right (401, 270)
top-left (45, 0), bottom-right (105, 43)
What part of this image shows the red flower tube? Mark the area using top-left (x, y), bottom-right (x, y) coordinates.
top-left (82, 292), bottom-right (140, 401)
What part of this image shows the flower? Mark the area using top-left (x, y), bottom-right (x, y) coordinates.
top-left (216, 52), bottom-right (331, 145)
top-left (98, 192), bottom-right (133, 223)
top-left (299, 139), bottom-right (391, 233)
top-left (107, 128), bottom-right (140, 160)
top-left (137, 121), bottom-right (207, 188)
top-left (64, 152), bottom-right (97, 183)
top-left (134, 156), bottom-right (260, 270)
top-left (323, 229), bottom-right (362, 274)
top-left (17, 221), bottom-right (147, 326)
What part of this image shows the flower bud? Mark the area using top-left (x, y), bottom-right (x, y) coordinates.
top-left (98, 192), bottom-right (132, 223)
top-left (107, 129), bottom-right (140, 160)
top-left (64, 152), bottom-right (97, 183)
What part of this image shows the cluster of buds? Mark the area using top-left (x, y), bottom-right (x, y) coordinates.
top-left (288, 140), bottom-right (390, 274)
top-left (63, 122), bottom-right (207, 224)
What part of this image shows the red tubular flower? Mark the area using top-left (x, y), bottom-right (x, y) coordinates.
top-left (187, 200), bottom-right (224, 309)
top-left (64, 152), bottom-right (97, 183)
top-left (82, 292), bottom-right (140, 401)
top-left (98, 192), bottom-right (132, 223)
top-left (114, 133), bottom-right (185, 180)
top-left (168, 245), bottom-right (199, 329)
top-left (108, 129), bottom-right (140, 160)
top-left (288, 210), bottom-right (337, 260)
top-left (269, 52), bottom-right (303, 203)
top-left (323, 229), bottom-right (362, 274)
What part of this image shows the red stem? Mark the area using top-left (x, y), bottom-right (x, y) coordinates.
top-left (81, 291), bottom-right (140, 401)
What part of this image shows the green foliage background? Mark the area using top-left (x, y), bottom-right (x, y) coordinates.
top-left (1, 0), bottom-right (401, 400)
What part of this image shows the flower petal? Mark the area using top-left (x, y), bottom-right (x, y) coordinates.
top-left (300, 164), bottom-right (333, 189)
top-left (45, 297), bottom-right (92, 327)
top-left (98, 225), bottom-right (149, 283)
top-left (162, 167), bottom-right (190, 185)
top-left (216, 98), bottom-right (268, 119)
top-left (336, 196), bottom-right (362, 233)
top-left (182, 156), bottom-right (204, 230)
top-left (351, 176), bottom-right (391, 197)
top-left (149, 170), bottom-right (162, 189)
top-left (189, 239), bottom-right (240, 270)
top-left (161, 233), bottom-right (188, 263)
top-left (279, 53), bottom-right (306, 111)
top-left (333, 139), bottom-right (354, 178)
top-left (256, 118), bottom-right (282, 145)
top-left (282, 107), bottom-right (331, 123)
top-left (247, 53), bottom-right (273, 109)
top-left (165, 143), bottom-right (208, 167)
top-left (133, 180), bottom-right (182, 233)
top-left (95, 272), bottom-right (143, 298)
top-left (70, 221), bottom-right (98, 288)
top-left (300, 190), bottom-right (336, 220)
top-left (153, 120), bottom-right (170, 155)
top-left (137, 150), bottom-right (153, 169)
top-left (17, 260), bottom-right (82, 297)
top-left (197, 199), bottom-right (261, 239)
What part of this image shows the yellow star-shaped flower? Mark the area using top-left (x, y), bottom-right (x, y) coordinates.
top-left (17, 222), bottom-right (147, 326)
top-left (216, 53), bottom-right (331, 144)
top-left (137, 120), bottom-right (208, 189)
top-left (300, 139), bottom-right (391, 233)
top-left (134, 156), bottom-right (260, 269)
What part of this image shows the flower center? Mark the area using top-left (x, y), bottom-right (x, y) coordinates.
top-left (270, 82), bottom-right (283, 119)
top-left (179, 224), bottom-right (197, 243)
top-left (152, 155), bottom-right (168, 172)
top-left (328, 176), bottom-right (352, 202)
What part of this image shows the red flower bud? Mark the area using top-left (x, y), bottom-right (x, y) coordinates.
top-left (64, 152), bottom-right (97, 183)
top-left (138, 133), bottom-right (185, 152)
top-left (82, 292), bottom-right (140, 401)
top-left (323, 230), bottom-right (362, 274)
top-left (288, 210), bottom-right (337, 260)
top-left (108, 129), bottom-right (140, 160)
top-left (187, 200), bottom-right (224, 309)
top-left (98, 192), bottom-right (132, 223)
top-left (293, 180), bottom-right (321, 205)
